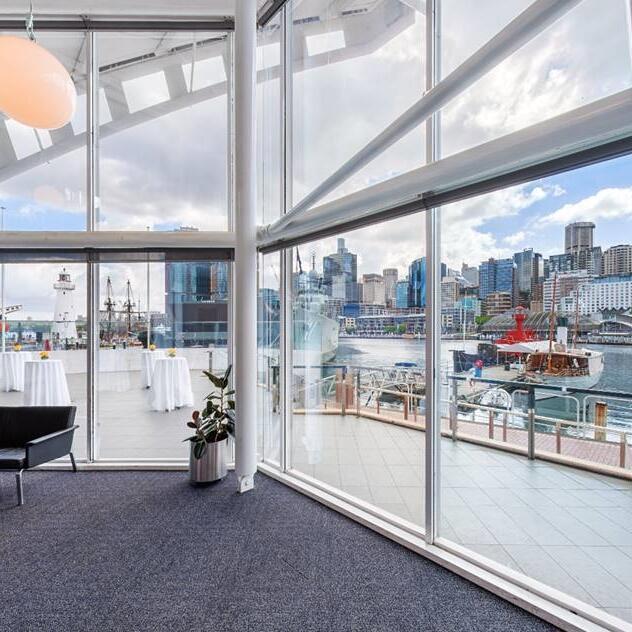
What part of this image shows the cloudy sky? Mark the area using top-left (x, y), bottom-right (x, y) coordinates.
top-left (1, 0), bottom-right (631, 312)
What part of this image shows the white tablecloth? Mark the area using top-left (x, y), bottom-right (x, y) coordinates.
top-left (141, 350), bottom-right (166, 388)
top-left (150, 357), bottom-right (194, 412)
top-left (0, 351), bottom-right (34, 392)
top-left (24, 360), bottom-right (72, 406)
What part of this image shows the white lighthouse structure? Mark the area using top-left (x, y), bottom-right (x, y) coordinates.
top-left (52, 268), bottom-right (78, 341)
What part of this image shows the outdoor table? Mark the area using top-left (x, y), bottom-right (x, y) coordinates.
top-left (150, 356), bottom-right (194, 412)
top-left (24, 359), bottom-right (71, 406)
top-left (141, 349), bottom-right (166, 388)
top-left (0, 351), bottom-right (34, 392)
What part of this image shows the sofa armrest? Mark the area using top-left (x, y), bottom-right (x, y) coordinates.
top-left (25, 425), bottom-right (79, 468)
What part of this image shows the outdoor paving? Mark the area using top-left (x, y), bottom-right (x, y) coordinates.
top-left (0, 368), bottom-right (220, 460)
top-left (287, 412), bottom-right (632, 624)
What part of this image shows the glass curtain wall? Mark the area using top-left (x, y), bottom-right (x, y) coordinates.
top-left (258, 253), bottom-right (281, 466)
top-left (290, 0), bottom-right (426, 209)
top-left (0, 25), bottom-right (233, 463)
top-left (96, 255), bottom-right (230, 460)
top-left (0, 260), bottom-right (87, 459)
top-left (437, 155), bottom-right (632, 624)
top-left (0, 32), bottom-right (87, 230)
top-left (288, 217), bottom-right (426, 526)
top-left (260, 0), bottom-right (632, 628)
top-left (96, 32), bottom-right (230, 231)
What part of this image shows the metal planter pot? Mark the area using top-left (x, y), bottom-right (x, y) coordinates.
top-left (189, 438), bottom-right (227, 484)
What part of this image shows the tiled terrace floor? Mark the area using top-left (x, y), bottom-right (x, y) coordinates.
top-left (289, 412), bottom-right (632, 624)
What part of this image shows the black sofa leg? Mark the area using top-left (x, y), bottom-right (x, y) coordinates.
top-left (16, 470), bottom-right (24, 506)
top-left (69, 452), bottom-right (77, 473)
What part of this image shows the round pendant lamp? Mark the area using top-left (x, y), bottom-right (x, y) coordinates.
top-left (0, 33), bottom-right (77, 130)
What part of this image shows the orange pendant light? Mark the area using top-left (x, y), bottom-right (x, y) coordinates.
top-left (0, 26), bottom-right (77, 130)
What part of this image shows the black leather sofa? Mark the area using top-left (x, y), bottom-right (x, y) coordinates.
top-left (0, 406), bottom-right (78, 505)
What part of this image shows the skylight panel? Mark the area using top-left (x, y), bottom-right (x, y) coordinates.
top-left (122, 71), bottom-right (170, 113)
top-left (305, 30), bottom-right (346, 56)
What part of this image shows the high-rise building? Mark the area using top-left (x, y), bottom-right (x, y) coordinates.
top-left (571, 274), bottom-right (632, 314)
top-left (565, 221), bottom-right (595, 255)
top-left (479, 257), bottom-right (514, 301)
top-left (323, 238), bottom-right (359, 302)
top-left (361, 273), bottom-right (385, 305)
top-left (440, 276), bottom-right (460, 309)
top-left (513, 249), bottom-right (543, 307)
top-left (604, 244), bottom-right (632, 276)
top-left (483, 292), bottom-right (512, 316)
top-left (461, 263), bottom-right (479, 287)
top-left (382, 268), bottom-right (398, 307)
top-left (408, 258), bottom-right (446, 308)
top-left (408, 258), bottom-right (425, 308)
top-left (165, 260), bottom-right (229, 346)
top-left (395, 280), bottom-right (409, 308)
top-left (563, 222), bottom-right (601, 275)
top-left (547, 253), bottom-right (573, 277)
top-left (542, 270), bottom-right (592, 313)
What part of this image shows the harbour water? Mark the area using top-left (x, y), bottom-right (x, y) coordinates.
top-left (334, 337), bottom-right (632, 427)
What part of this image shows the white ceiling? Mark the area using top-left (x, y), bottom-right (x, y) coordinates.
top-left (0, 1), bottom-right (271, 18)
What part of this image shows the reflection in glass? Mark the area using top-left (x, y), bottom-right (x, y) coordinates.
top-left (287, 218), bottom-right (426, 526)
top-left (0, 262), bottom-right (87, 459)
top-left (438, 155), bottom-right (632, 625)
top-left (97, 32), bottom-right (229, 231)
top-left (0, 32), bottom-right (87, 231)
top-left (97, 258), bottom-right (229, 460)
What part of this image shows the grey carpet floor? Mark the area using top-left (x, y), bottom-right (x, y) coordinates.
top-left (0, 471), bottom-right (558, 632)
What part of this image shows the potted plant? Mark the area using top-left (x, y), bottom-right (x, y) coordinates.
top-left (184, 365), bottom-right (235, 484)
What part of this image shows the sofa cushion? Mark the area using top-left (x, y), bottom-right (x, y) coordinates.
top-left (0, 447), bottom-right (26, 469)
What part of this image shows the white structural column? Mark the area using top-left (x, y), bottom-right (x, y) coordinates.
top-left (234, 0), bottom-right (258, 493)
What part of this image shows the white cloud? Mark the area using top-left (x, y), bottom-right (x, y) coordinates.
top-left (504, 231), bottom-right (528, 246)
top-left (540, 187), bottom-right (632, 225)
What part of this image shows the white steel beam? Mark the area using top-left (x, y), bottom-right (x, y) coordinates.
top-left (258, 87), bottom-right (632, 251)
top-left (273, 0), bottom-right (583, 231)
top-left (234, 0), bottom-right (258, 493)
top-left (0, 230), bottom-right (236, 250)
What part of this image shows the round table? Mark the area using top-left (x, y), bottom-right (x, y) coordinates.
top-left (0, 351), bottom-right (34, 392)
top-left (141, 349), bottom-right (166, 388)
top-left (24, 359), bottom-right (72, 406)
top-left (150, 357), bottom-right (194, 412)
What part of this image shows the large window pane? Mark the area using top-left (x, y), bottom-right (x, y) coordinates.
top-left (290, 0), bottom-right (426, 209)
top-left (438, 154), bottom-right (632, 626)
top-left (0, 262), bottom-right (87, 459)
top-left (289, 216), bottom-right (426, 527)
top-left (96, 257), bottom-right (229, 460)
top-left (97, 32), bottom-right (229, 230)
top-left (0, 32), bottom-right (87, 231)
top-left (441, 0), bottom-right (632, 157)
top-left (257, 15), bottom-right (282, 225)
top-left (258, 253), bottom-right (281, 466)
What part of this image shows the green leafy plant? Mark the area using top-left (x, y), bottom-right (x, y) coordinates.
top-left (185, 365), bottom-right (235, 459)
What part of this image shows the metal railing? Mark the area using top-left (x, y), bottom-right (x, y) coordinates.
top-left (281, 365), bottom-right (632, 476)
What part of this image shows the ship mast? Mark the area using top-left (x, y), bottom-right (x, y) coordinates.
top-left (572, 283), bottom-right (581, 349)
top-left (122, 279), bottom-right (136, 338)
